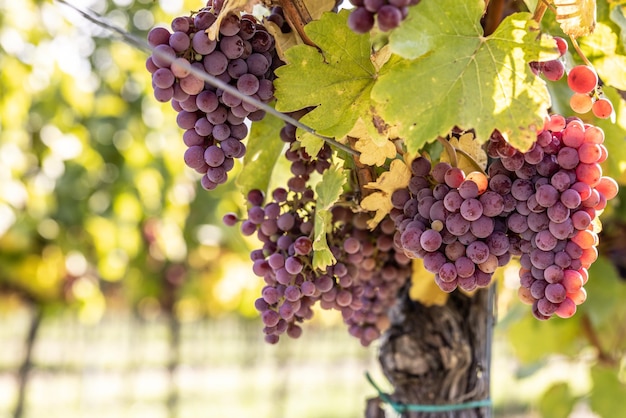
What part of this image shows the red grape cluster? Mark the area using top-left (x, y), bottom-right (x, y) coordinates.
top-left (488, 114), bottom-right (618, 319)
top-left (347, 0), bottom-right (420, 33)
top-left (567, 65), bottom-right (614, 119)
top-left (146, 5), bottom-right (279, 191)
top-left (390, 157), bottom-right (514, 293)
top-left (390, 114), bottom-right (618, 320)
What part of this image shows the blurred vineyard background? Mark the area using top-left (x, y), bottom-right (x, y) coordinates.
top-left (1, 0), bottom-right (626, 417)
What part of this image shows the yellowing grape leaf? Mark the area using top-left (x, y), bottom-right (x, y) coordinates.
top-left (274, 10), bottom-right (377, 141)
top-left (372, 0), bottom-right (560, 153)
top-left (554, 0), bottom-right (597, 37)
top-left (409, 258), bottom-right (449, 306)
top-left (354, 137), bottom-right (397, 167)
top-left (313, 165), bottom-right (347, 271)
top-left (360, 159), bottom-right (411, 228)
top-left (440, 132), bottom-right (488, 174)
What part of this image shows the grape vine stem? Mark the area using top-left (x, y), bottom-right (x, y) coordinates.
top-left (54, 0), bottom-right (360, 158)
top-left (569, 36), bottom-right (593, 67)
top-left (581, 313), bottom-right (618, 367)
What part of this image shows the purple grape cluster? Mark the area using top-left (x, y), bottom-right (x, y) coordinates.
top-left (487, 114), bottom-right (617, 320)
top-left (146, 6), bottom-right (279, 190)
top-left (224, 111), bottom-right (411, 345)
top-left (390, 157), bottom-right (514, 293)
top-left (347, 0), bottom-right (420, 33)
top-left (336, 210), bottom-right (412, 346)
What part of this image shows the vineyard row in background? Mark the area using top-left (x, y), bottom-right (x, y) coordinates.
top-left (0, 308), bottom-right (601, 418)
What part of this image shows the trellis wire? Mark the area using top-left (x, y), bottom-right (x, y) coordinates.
top-left (55, 0), bottom-right (359, 157)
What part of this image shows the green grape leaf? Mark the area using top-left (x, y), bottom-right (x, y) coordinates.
top-left (507, 309), bottom-right (582, 363)
top-left (313, 165), bottom-right (347, 271)
top-left (579, 255), bottom-right (625, 326)
top-left (609, 4), bottom-right (626, 49)
top-left (298, 131), bottom-right (325, 159)
top-left (538, 382), bottom-right (576, 418)
top-left (274, 10), bottom-right (376, 140)
top-left (590, 364), bottom-right (626, 418)
top-left (236, 114), bottom-right (286, 199)
top-left (372, 0), bottom-right (559, 153)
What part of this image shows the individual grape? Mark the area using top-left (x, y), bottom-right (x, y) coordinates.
top-left (466, 241), bottom-right (489, 264)
top-left (575, 162), bottom-right (602, 186)
top-left (569, 93), bottom-right (593, 114)
top-left (220, 35), bottom-right (244, 59)
top-left (595, 176), bottom-right (619, 200)
top-left (460, 199), bottom-right (483, 222)
top-left (204, 145), bottom-right (225, 167)
top-left (219, 13), bottom-right (241, 36)
top-left (455, 257), bottom-right (475, 278)
top-left (592, 97), bottom-right (614, 119)
top-left (567, 65), bottom-right (598, 94)
top-left (443, 167), bottom-right (464, 188)
top-left (169, 31), bottom-right (190, 52)
top-left (152, 68), bottom-right (175, 89)
top-left (420, 229), bottom-right (443, 252)
top-left (469, 215), bottom-right (494, 238)
top-left (148, 26), bottom-right (171, 47)
top-left (377, 5), bottom-right (403, 31)
top-left (348, 7), bottom-right (374, 33)
top-left (542, 59), bottom-right (565, 81)
top-left (151, 44), bottom-right (177, 68)
top-left (237, 73), bottom-right (260, 95)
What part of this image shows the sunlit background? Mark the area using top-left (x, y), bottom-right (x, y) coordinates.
top-left (1, 0), bottom-right (626, 417)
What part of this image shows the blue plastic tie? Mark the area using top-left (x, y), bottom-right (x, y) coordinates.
top-left (366, 372), bottom-right (492, 413)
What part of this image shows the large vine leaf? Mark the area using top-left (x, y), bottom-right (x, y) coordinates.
top-left (274, 10), bottom-right (376, 140)
top-left (372, 0), bottom-right (559, 153)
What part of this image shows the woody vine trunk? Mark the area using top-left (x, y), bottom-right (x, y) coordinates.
top-left (367, 286), bottom-right (495, 418)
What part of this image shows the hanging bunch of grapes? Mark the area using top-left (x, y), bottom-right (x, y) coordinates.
top-left (145, 0), bottom-right (622, 346)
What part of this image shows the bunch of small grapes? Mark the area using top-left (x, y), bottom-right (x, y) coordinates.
top-left (347, 0), bottom-right (420, 33)
top-left (223, 110), bottom-right (334, 343)
top-left (529, 36), bottom-right (614, 119)
top-left (390, 156), bottom-right (514, 293)
top-left (225, 109), bottom-right (411, 345)
top-left (146, 6), bottom-right (278, 191)
top-left (488, 114), bottom-right (619, 319)
top-left (332, 209), bottom-right (412, 346)
top-left (567, 65), bottom-right (614, 119)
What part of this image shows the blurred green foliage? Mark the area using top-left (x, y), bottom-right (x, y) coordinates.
top-left (0, 0), bottom-right (260, 323)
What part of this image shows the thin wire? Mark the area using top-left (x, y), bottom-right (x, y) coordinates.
top-left (54, 0), bottom-right (359, 157)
